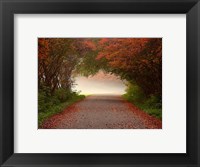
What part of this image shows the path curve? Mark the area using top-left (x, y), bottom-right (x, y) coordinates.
top-left (41, 95), bottom-right (162, 129)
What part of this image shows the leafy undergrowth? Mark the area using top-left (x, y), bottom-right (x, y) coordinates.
top-left (38, 89), bottom-right (85, 127)
top-left (123, 83), bottom-right (162, 120)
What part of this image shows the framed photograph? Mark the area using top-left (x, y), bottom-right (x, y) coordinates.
top-left (0, 0), bottom-right (199, 166)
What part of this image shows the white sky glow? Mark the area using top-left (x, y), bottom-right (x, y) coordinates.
top-left (72, 71), bottom-right (126, 95)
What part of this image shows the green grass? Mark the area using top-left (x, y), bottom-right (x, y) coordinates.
top-left (38, 94), bottom-right (85, 127)
top-left (123, 83), bottom-right (162, 120)
top-left (143, 108), bottom-right (162, 119)
top-left (123, 94), bottom-right (162, 120)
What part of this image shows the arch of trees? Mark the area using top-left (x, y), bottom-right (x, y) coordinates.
top-left (38, 38), bottom-right (161, 97)
top-left (38, 38), bottom-right (162, 119)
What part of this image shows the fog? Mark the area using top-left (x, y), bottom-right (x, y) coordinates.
top-left (72, 71), bottom-right (126, 95)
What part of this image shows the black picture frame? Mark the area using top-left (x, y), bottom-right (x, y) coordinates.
top-left (0, 0), bottom-right (200, 166)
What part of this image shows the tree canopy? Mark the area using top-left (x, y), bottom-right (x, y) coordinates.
top-left (38, 38), bottom-right (162, 98)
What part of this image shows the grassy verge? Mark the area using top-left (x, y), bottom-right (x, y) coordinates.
top-left (123, 83), bottom-right (162, 120)
top-left (38, 94), bottom-right (85, 127)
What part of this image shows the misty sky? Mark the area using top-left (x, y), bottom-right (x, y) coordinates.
top-left (72, 71), bottom-right (126, 95)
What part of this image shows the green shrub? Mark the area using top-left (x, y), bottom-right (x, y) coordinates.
top-left (144, 95), bottom-right (161, 109)
top-left (123, 83), bottom-right (162, 120)
top-left (38, 89), bottom-right (53, 113)
top-left (38, 87), bottom-right (85, 127)
top-left (123, 83), bottom-right (145, 104)
top-left (38, 88), bottom-right (73, 113)
top-left (145, 108), bottom-right (162, 119)
top-left (38, 90), bottom-right (46, 113)
top-left (54, 88), bottom-right (72, 103)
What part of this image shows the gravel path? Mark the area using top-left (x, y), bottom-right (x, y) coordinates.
top-left (41, 95), bottom-right (162, 129)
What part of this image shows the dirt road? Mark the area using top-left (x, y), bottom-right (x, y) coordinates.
top-left (41, 95), bottom-right (162, 129)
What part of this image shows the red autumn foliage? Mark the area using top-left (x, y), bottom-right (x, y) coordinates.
top-left (96, 38), bottom-right (162, 96)
top-left (38, 38), bottom-right (162, 97)
top-left (38, 38), bottom-right (96, 94)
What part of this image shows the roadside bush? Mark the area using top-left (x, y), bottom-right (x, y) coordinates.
top-left (123, 83), bottom-right (162, 119)
top-left (38, 89), bottom-right (85, 127)
top-left (38, 87), bottom-right (54, 113)
top-left (38, 90), bottom-right (47, 113)
top-left (144, 95), bottom-right (161, 109)
top-left (54, 88), bottom-right (72, 103)
top-left (38, 87), bottom-right (74, 113)
top-left (123, 83), bottom-right (145, 104)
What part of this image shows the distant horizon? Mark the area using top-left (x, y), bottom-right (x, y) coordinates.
top-left (72, 71), bottom-right (126, 95)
